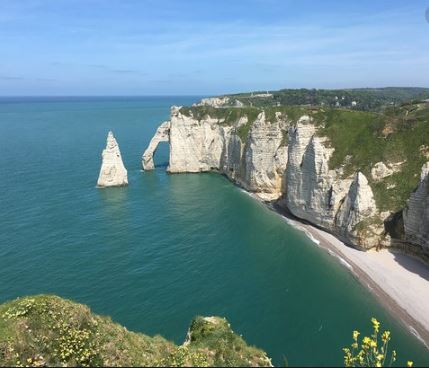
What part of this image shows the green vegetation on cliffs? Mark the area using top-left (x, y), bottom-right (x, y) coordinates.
top-left (311, 102), bottom-right (429, 212)
top-left (0, 295), bottom-right (272, 367)
top-left (180, 100), bottom-right (429, 214)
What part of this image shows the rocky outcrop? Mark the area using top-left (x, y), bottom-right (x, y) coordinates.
top-left (284, 117), bottom-right (382, 249)
top-left (142, 121), bottom-right (170, 170)
top-left (403, 163), bottom-right (429, 252)
top-left (193, 96), bottom-right (230, 108)
top-left (97, 131), bottom-right (128, 187)
top-left (168, 106), bottom-right (228, 173)
top-left (335, 173), bottom-right (382, 248)
top-left (371, 162), bottom-right (394, 181)
top-left (238, 112), bottom-right (288, 198)
top-left (371, 161), bottom-right (405, 182)
top-left (144, 107), bottom-right (289, 200)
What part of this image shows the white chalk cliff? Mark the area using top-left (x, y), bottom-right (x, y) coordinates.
top-left (284, 116), bottom-right (382, 249)
top-left (142, 105), bottom-right (426, 255)
top-left (143, 106), bottom-right (289, 200)
top-left (97, 131), bottom-right (128, 187)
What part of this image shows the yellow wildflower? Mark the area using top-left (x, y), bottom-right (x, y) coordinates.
top-left (371, 318), bottom-right (380, 333)
top-left (376, 354), bottom-right (384, 360)
top-left (407, 361), bottom-right (413, 367)
top-left (381, 330), bottom-right (390, 342)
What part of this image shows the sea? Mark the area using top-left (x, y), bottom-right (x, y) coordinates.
top-left (0, 96), bottom-right (428, 366)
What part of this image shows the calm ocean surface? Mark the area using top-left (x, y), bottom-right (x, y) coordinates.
top-left (0, 96), bottom-right (428, 366)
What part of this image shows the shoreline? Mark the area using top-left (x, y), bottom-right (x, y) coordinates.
top-left (245, 191), bottom-right (429, 349)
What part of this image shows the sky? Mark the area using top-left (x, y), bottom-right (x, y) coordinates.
top-left (0, 0), bottom-right (428, 96)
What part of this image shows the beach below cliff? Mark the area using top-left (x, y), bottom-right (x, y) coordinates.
top-left (262, 197), bottom-right (429, 349)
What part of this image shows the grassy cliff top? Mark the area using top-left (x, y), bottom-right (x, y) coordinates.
top-left (225, 87), bottom-right (429, 111)
top-left (0, 295), bottom-right (272, 367)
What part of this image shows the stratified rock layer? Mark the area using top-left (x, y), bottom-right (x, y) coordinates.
top-left (97, 131), bottom-right (128, 187)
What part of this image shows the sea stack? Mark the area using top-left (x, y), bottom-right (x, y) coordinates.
top-left (97, 131), bottom-right (128, 187)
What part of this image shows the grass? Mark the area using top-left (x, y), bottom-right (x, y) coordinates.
top-left (0, 295), bottom-right (272, 367)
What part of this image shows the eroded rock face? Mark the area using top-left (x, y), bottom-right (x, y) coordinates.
top-left (335, 172), bottom-right (382, 248)
top-left (142, 121), bottom-right (170, 170)
top-left (239, 112), bottom-right (288, 198)
top-left (285, 117), bottom-right (382, 249)
top-left (144, 108), bottom-right (387, 249)
top-left (403, 162), bottom-right (429, 252)
top-left (144, 107), bottom-right (289, 200)
top-left (168, 106), bottom-right (228, 173)
top-left (97, 131), bottom-right (128, 187)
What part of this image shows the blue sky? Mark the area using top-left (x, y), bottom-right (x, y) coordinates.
top-left (0, 0), bottom-right (428, 95)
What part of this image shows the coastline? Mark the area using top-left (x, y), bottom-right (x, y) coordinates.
top-left (246, 191), bottom-right (429, 349)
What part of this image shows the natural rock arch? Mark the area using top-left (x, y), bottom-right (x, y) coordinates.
top-left (142, 121), bottom-right (170, 170)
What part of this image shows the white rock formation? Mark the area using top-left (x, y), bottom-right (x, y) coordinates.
top-left (335, 172), bottom-right (381, 248)
top-left (285, 117), bottom-right (381, 248)
top-left (370, 161), bottom-right (405, 181)
top-left (168, 106), bottom-right (228, 173)
top-left (371, 162), bottom-right (393, 181)
top-left (403, 162), bottom-right (429, 252)
top-left (237, 112), bottom-right (288, 198)
top-left (142, 121), bottom-right (170, 170)
top-left (144, 106), bottom-right (289, 200)
top-left (193, 96), bottom-right (230, 108)
top-left (97, 131), bottom-right (128, 187)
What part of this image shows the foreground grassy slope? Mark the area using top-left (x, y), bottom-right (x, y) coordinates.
top-left (179, 101), bottom-right (429, 214)
top-left (0, 295), bottom-right (272, 367)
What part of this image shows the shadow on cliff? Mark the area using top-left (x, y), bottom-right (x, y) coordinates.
top-left (389, 249), bottom-right (429, 281)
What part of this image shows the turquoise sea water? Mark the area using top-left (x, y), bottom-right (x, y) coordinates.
top-left (0, 97), bottom-right (428, 366)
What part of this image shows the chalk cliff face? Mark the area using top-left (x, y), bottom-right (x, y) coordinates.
top-left (144, 106), bottom-right (289, 200)
top-left (97, 131), bottom-right (128, 187)
top-left (403, 163), bottom-right (429, 253)
top-left (143, 105), bottom-right (428, 254)
top-left (284, 116), bottom-right (383, 249)
top-left (168, 106), bottom-right (228, 173)
top-left (238, 112), bottom-right (288, 198)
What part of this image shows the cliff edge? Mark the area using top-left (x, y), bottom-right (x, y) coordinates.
top-left (0, 295), bottom-right (272, 367)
